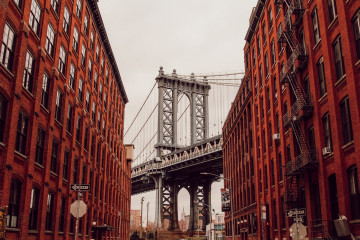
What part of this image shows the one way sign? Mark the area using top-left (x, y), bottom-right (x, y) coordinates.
top-left (287, 208), bottom-right (306, 217)
top-left (71, 184), bottom-right (90, 191)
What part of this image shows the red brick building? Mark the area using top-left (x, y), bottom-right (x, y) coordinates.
top-left (0, 0), bottom-right (131, 239)
top-left (223, 0), bottom-right (360, 239)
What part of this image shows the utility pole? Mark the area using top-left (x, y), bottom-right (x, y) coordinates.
top-left (140, 197), bottom-right (144, 239)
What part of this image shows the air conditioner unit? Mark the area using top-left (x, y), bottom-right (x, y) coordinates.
top-left (155, 157), bottom-right (161, 162)
top-left (322, 147), bottom-right (331, 155)
top-left (272, 134), bottom-right (280, 141)
top-left (293, 116), bottom-right (299, 121)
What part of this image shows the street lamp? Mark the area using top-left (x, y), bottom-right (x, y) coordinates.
top-left (200, 172), bottom-right (234, 240)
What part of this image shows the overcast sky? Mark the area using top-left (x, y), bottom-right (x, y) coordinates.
top-left (98, 0), bottom-right (258, 223)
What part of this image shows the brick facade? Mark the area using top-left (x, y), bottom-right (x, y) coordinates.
top-left (223, 0), bottom-right (360, 239)
top-left (0, 0), bottom-right (131, 239)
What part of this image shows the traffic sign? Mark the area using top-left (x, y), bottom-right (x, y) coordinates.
top-left (71, 184), bottom-right (90, 191)
top-left (289, 223), bottom-right (307, 240)
top-left (70, 200), bottom-right (87, 218)
top-left (287, 208), bottom-right (306, 217)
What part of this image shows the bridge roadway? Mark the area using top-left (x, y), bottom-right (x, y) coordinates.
top-left (131, 135), bottom-right (223, 232)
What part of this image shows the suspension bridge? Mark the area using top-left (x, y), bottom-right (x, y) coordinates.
top-left (126, 67), bottom-right (243, 232)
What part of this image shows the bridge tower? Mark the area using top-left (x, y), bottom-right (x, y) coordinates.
top-left (152, 67), bottom-right (213, 233)
top-left (155, 67), bottom-right (211, 155)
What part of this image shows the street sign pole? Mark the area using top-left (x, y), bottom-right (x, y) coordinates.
top-left (74, 191), bottom-right (83, 240)
top-left (295, 209), bottom-right (299, 240)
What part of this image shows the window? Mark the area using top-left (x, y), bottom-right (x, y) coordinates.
top-left (76, 115), bottom-right (81, 142)
top-left (94, 71), bottom-right (98, 92)
top-left (259, 64), bottom-right (263, 86)
top-left (264, 165), bottom-right (268, 190)
top-left (88, 59), bottom-right (92, 82)
top-left (257, 36), bottom-right (261, 56)
top-left (322, 112), bottom-right (333, 151)
top-left (15, 112), bottom-right (28, 154)
top-left (99, 83), bottom-right (103, 100)
top-left (12, 0), bottom-right (22, 8)
top-left (63, 6), bottom-right (70, 35)
top-left (78, 78), bottom-right (83, 102)
top-left (23, 51), bottom-right (35, 92)
top-left (317, 57), bottom-right (327, 97)
top-left (92, 102), bottom-right (96, 122)
top-left (73, 157), bottom-right (78, 184)
top-left (83, 15), bottom-right (89, 35)
top-left (29, 0), bottom-right (41, 35)
top-left (96, 46), bottom-right (99, 62)
top-left (35, 127), bottom-right (45, 165)
top-left (271, 39), bottom-right (275, 65)
top-left (262, 22), bottom-right (267, 43)
top-left (353, 11), bottom-right (360, 60)
top-left (55, 90), bottom-right (62, 122)
top-left (308, 126), bottom-right (316, 151)
top-left (29, 187), bottom-right (40, 230)
top-left (106, 69), bottom-right (109, 84)
top-left (84, 126), bottom-right (89, 150)
top-left (286, 145), bottom-right (291, 164)
top-left (273, 75), bottom-right (277, 101)
top-left (252, 47), bottom-right (256, 67)
top-left (311, 8), bottom-right (321, 44)
top-left (101, 58), bottom-right (104, 73)
top-left (0, 22), bottom-right (16, 71)
top-left (97, 112), bottom-right (101, 129)
top-left (328, 174), bottom-right (339, 220)
top-left (348, 165), bottom-right (360, 219)
top-left (59, 197), bottom-right (66, 232)
top-left (340, 96), bottom-right (353, 145)
top-left (81, 43), bottom-right (86, 67)
top-left (50, 0), bottom-right (59, 14)
top-left (7, 179), bottom-right (22, 228)
top-left (102, 119), bottom-right (105, 136)
top-left (278, 153), bottom-right (283, 181)
top-left (90, 32), bottom-right (94, 49)
top-left (82, 164), bottom-right (86, 183)
top-left (58, 46), bottom-right (66, 74)
top-left (50, 140), bottom-right (58, 173)
top-left (45, 193), bottom-right (54, 231)
top-left (269, 6), bottom-right (273, 30)
top-left (69, 63), bottom-right (76, 90)
top-left (0, 94), bottom-right (7, 142)
top-left (45, 24), bottom-right (55, 57)
top-left (76, 0), bottom-right (82, 18)
top-left (104, 93), bottom-right (107, 110)
top-left (85, 90), bottom-right (90, 111)
top-left (327, 0), bottom-right (337, 23)
top-left (273, 199), bottom-right (277, 229)
top-left (67, 103), bottom-right (72, 133)
top-left (73, 26), bottom-right (79, 52)
top-left (63, 150), bottom-right (69, 180)
top-left (332, 36), bottom-right (345, 80)
top-left (311, 181), bottom-right (322, 220)
top-left (265, 52), bottom-right (269, 76)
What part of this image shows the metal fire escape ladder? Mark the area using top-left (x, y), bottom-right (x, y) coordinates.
top-left (276, 0), bottom-right (317, 206)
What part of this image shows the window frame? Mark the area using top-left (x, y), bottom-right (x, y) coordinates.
top-left (0, 22), bottom-right (16, 71)
top-left (15, 112), bottom-right (28, 155)
top-left (22, 51), bottom-right (35, 93)
top-left (29, 0), bottom-right (41, 35)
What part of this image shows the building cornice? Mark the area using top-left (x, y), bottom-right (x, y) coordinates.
top-left (86, 0), bottom-right (128, 104)
top-left (245, 0), bottom-right (266, 43)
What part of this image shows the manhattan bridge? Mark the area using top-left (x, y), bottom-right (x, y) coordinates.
top-left (126, 67), bottom-right (243, 233)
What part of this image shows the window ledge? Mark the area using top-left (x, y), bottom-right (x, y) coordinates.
top-left (313, 39), bottom-right (322, 52)
top-left (318, 93), bottom-right (328, 104)
top-left (34, 162), bottom-right (44, 169)
top-left (6, 227), bottom-right (20, 232)
top-left (22, 87), bottom-right (35, 99)
top-left (40, 104), bottom-right (49, 114)
top-left (14, 150), bottom-right (27, 160)
top-left (353, 59), bottom-right (360, 69)
top-left (28, 230), bottom-right (38, 234)
top-left (327, 16), bottom-right (338, 31)
top-left (335, 74), bottom-right (346, 87)
top-left (0, 62), bottom-right (15, 78)
top-left (342, 141), bottom-right (354, 151)
top-left (349, 219), bottom-right (360, 224)
top-left (45, 230), bottom-right (53, 234)
top-left (323, 152), bottom-right (334, 160)
top-left (0, 142), bottom-right (5, 148)
top-left (50, 171), bottom-right (58, 177)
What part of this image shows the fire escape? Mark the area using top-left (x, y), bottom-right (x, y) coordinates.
top-left (274, 0), bottom-right (318, 207)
